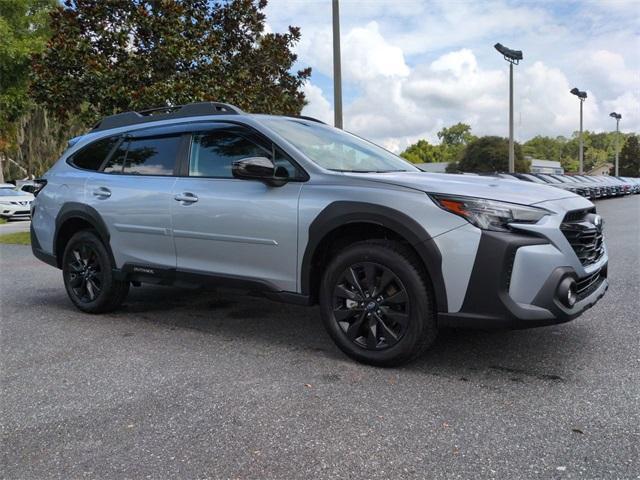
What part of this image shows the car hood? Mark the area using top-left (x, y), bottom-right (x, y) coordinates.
top-left (0, 193), bottom-right (34, 201)
top-left (346, 172), bottom-right (577, 205)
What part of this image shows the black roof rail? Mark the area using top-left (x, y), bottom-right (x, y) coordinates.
top-left (295, 115), bottom-right (327, 124)
top-left (91, 102), bottom-right (244, 132)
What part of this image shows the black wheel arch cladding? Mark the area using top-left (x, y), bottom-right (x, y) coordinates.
top-left (54, 202), bottom-right (113, 266)
top-left (300, 201), bottom-right (448, 312)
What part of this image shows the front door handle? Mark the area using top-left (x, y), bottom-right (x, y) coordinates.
top-left (174, 192), bottom-right (198, 204)
top-left (92, 187), bottom-right (111, 199)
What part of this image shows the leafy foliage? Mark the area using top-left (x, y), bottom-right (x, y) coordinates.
top-left (452, 136), bottom-right (529, 173)
top-left (31, 0), bottom-right (311, 125)
top-left (400, 123), bottom-right (475, 165)
top-left (1, 0), bottom-right (56, 181)
top-left (522, 131), bottom-right (633, 173)
top-left (618, 135), bottom-right (639, 176)
top-left (0, 0), bottom-right (54, 129)
top-left (400, 139), bottom-right (440, 164)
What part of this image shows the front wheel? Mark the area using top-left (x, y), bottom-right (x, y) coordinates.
top-left (62, 230), bottom-right (129, 313)
top-left (319, 240), bottom-right (437, 367)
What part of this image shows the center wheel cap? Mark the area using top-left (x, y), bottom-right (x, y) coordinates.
top-left (366, 301), bottom-right (377, 311)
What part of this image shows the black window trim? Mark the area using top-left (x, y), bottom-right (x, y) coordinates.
top-left (66, 135), bottom-right (122, 172)
top-left (67, 119), bottom-right (310, 181)
top-left (97, 132), bottom-right (187, 177)
top-left (179, 124), bottom-right (309, 182)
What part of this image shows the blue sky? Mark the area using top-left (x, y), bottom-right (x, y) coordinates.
top-left (264, 0), bottom-right (640, 151)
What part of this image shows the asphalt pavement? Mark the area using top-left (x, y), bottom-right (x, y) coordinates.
top-left (1, 196), bottom-right (639, 479)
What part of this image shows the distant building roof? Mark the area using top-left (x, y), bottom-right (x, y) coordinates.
top-left (586, 163), bottom-right (613, 175)
top-left (415, 162), bottom-right (449, 173)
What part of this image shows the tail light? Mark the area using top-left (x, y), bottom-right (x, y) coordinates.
top-left (32, 179), bottom-right (48, 197)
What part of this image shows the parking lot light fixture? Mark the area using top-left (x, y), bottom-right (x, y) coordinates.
top-left (494, 43), bottom-right (523, 173)
top-left (609, 112), bottom-right (622, 176)
top-left (570, 87), bottom-right (588, 174)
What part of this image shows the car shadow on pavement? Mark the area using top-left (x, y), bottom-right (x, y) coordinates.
top-left (45, 282), bottom-right (594, 381)
top-left (99, 284), bottom-right (590, 377)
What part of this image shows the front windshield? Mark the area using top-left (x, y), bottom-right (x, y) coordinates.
top-left (537, 174), bottom-right (561, 184)
top-left (551, 175), bottom-right (572, 183)
top-left (520, 174), bottom-right (546, 183)
top-left (261, 118), bottom-right (418, 173)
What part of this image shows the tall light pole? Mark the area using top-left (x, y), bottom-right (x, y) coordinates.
top-left (609, 112), bottom-right (622, 176)
top-left (494, 43), bottom-right (523, 173)
top-left (570, 87), bottom-right (587, 174)
top-left (332, 0), bottom-right (343, 129)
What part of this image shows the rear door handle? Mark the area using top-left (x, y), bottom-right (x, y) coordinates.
top-left (174, 192), bottom-right (198, 204)
top-left (92, 187), bottom-right (111, 199)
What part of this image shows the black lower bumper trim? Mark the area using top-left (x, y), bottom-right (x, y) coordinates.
top-left (437, 230), bottom-right (608, 330)
top-left (30, 224), bottom-right (58, 268)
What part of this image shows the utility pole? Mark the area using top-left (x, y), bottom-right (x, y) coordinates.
top-left (332, 0), bottom-right (343, 129)
top-left (509, 62), bottom-right (514, 173)
top-left (494, 43), bottom-right (523, 173)
top-left (609, 112), bottom-right (622, 176)
top-left (570, 88), bottom-right (587, 174)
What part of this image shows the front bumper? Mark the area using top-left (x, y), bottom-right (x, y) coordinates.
top-left (438, 228), bottom-right (609, 330)
top-left (0, 204), bottom-right (31, 218)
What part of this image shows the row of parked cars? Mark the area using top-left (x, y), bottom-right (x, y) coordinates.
top-left (491, 173), bottom-right (640, 200)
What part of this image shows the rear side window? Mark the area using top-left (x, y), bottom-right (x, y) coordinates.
top-left (69, 136), bottom-right (119, 171)
top-left (123, 136), bottom-right (181, 176)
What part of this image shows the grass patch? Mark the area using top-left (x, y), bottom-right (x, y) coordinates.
top-left (0, 218), bottom-right (6, 224)
top-left (0, 231), bottom-right (31, 245)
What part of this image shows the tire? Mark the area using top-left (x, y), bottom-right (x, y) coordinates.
top-left (62, 230), bottom-right (129, 313)
top-left (319, 240), bottom-right (437, 367)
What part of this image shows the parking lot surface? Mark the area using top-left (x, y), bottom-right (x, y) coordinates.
top-left (1, 196), bottom-right (639, 479)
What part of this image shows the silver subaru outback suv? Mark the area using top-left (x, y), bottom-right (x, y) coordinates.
top-left (31, 102), bottom-right (608, 366)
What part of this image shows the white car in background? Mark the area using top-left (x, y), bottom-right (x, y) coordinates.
top-left (0, 188), bottom-right (34, 220)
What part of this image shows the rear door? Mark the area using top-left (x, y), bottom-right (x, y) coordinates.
top-left (85, 129), bottom-right (184, 269)
top-left (171, 124), bottom-right (304, 292)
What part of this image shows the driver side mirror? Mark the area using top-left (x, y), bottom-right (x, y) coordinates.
top-left (232, 157), bottom-right (288, 186)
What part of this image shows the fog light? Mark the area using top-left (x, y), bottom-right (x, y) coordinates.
top-left (558, 277), bottom-right (577, 308)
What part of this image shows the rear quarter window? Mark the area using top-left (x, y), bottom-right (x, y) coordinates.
top-left (69, 136), bottom-right (120, 171)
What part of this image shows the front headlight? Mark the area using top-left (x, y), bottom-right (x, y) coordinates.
top-left (430, 194), bottom-right (550, 232)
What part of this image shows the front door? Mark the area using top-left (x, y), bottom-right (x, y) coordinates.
top-left (171, 126), bottom-right (303, 292)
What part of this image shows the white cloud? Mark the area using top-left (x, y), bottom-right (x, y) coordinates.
top-left (301, 81), bottom-right (333, 124)
top-left (281, 0), bottom-right (640, 151)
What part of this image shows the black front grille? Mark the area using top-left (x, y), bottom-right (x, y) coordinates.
top-left (561, 209), bottom-right (604, 266)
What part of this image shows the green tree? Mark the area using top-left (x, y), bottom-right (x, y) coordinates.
top-left (437, 122), bottom-right (475, 146)
top-left (400, 139), bottom-right (440, 164)
top-left (522, 135), bottom-right (565, 162)
top-left (0, 0), bottom-right (55, 181)
top-left (454, 136), bottom-right (529, 173)
top-left (437, 122), bottom-right (476, 164)
top-left (0, 0), bottom-right (53, 125)
top-left (31, 0), bottom-right (311, 125)
top-left (618, 134), bottom-right (640, 176)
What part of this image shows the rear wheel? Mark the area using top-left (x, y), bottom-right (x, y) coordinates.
top-left (62, 230), bottom-right (129, 313)
top-left (319, 240), bottom-right (437, 366)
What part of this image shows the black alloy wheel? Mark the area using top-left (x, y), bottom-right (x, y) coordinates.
top-left (332, 262), bottom-right (409, 350)
top-left (66, 242), bottom-right (103, 303)
top-left (319, 240), bottom-right (437, 367)
top-left (62, 230), bottom-right (129, 313)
